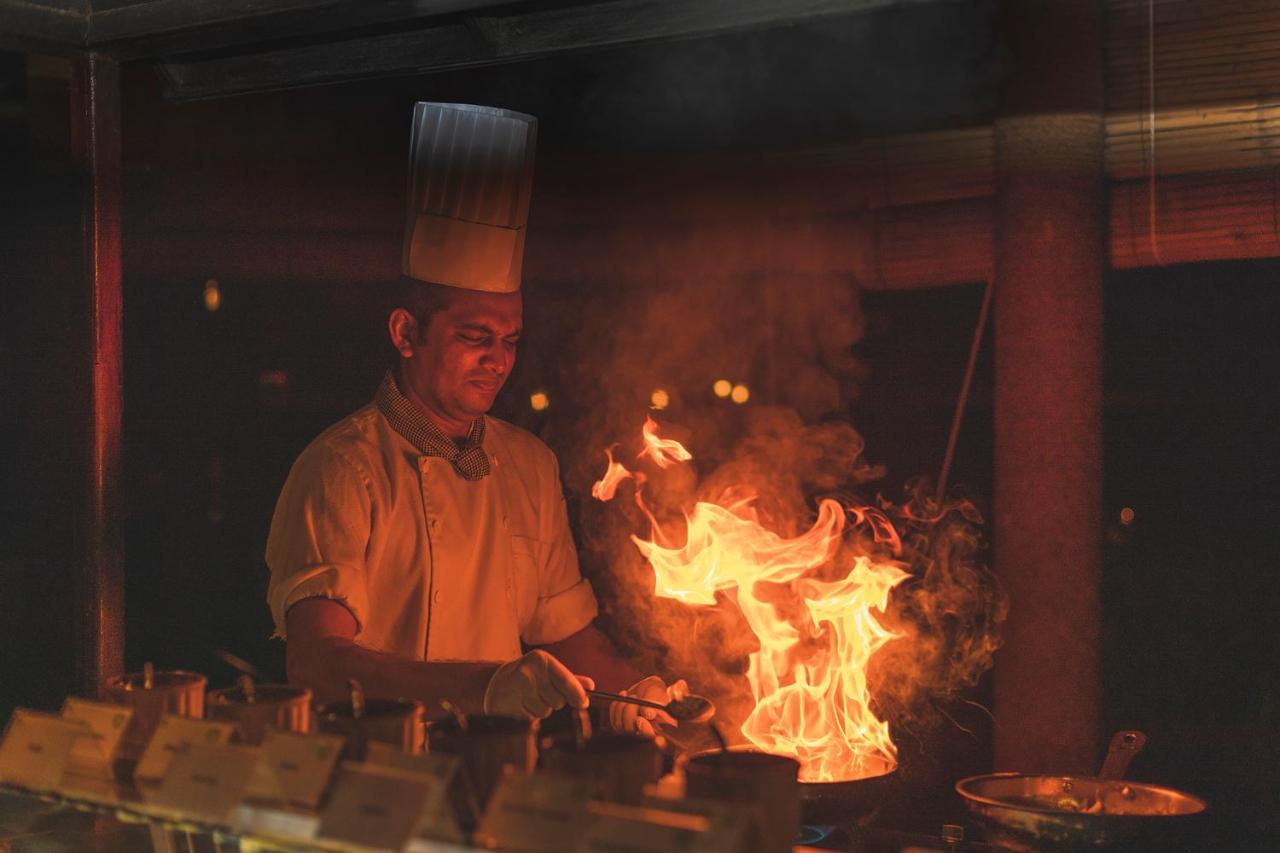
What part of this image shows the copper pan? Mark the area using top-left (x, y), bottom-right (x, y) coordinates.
top-left (956, 731), bottom-right (1208, 850)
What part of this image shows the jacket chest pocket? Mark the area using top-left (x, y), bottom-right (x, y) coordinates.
top-left (507, 533), bottom-right (543, 630)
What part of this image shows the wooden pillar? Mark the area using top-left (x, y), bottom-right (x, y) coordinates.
top-left (70, 52), bottom-right (125, 696)
top-left (993, 1), bottom-right (1104, 774)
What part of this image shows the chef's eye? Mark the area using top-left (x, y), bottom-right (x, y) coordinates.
top-left (458, 333), bottom-right (488, 345)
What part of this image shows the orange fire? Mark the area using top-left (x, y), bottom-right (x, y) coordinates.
top-left (596, 419), bottom-right (908, 783)
top-left (591, 446), bottom-right (635, 501)
top-left (638, 415), bottom-right (693, 468)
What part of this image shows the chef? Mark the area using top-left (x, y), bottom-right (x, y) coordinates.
top-left (266, 103), bottom-right (680, 733)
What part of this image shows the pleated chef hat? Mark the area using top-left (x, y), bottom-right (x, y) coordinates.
top-left (402, 102), bottom-right (537, 292)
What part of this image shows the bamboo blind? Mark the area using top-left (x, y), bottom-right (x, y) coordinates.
top-left (1107, 0), bottom-right (1280, 179)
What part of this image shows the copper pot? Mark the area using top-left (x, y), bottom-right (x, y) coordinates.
top-left (206, 677), bottom-right (311, 745)
top-left (315, 681), bottom-right (423, 760)
top-left (539, 723), bottom-right (664, 806)
top-left (102, 663), bottom-right (206, 765)
top-left (426, 714), bottom-right (538, 809)
top-left (685, 749), bottom-right (800, 853)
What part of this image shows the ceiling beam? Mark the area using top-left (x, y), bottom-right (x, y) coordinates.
top-left (0, 1), bottom-right (86, 54)
top-left (156, 0), bottom-right (949, 100)
top-left (86, 0), bottom-right (508, 61)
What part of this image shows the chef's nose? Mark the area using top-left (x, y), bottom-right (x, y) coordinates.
top-left (481, 341), bottom-right (514, 375)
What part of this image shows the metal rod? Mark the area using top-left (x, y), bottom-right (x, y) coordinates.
top-left (935, 277), bottom-right (993, 505)
top-left (70, 51), bottom-right (125, 698)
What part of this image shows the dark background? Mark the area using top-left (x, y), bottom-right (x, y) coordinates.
top-left (1, 2), bottom-right (1276, 846)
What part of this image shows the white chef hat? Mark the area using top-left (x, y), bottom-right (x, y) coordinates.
top-left (401, 102), bottom-right (537, 293)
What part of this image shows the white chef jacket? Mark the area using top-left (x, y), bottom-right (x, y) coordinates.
top-left (265, 376), bottom-right (598, 662)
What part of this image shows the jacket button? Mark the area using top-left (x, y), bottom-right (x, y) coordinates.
top-left (432, 590), bottom-right (442, 605)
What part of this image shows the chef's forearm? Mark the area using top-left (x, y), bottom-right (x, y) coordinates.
top-left (540, 623), bottom-right (645, 692)
top-left (290, 635), bottom-right (499, 713)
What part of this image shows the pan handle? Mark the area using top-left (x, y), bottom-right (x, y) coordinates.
top-left (1098, 729), bottom-right (1147, 780)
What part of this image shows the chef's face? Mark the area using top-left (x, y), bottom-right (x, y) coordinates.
top-left (393, 289), bottom-right (523, 435)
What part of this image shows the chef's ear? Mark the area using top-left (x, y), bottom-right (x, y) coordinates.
top-left (388, 308), bottom-right (420, 358)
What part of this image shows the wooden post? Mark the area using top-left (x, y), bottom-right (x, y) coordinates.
top-left (70, 52), bottom-right (125, 697)
top-left (993, 0), bottom-right (1105, 774)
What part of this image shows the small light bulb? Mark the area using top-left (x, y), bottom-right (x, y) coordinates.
top-left (650, 389), bottom-right (670, 410)
top-left (203, 279), bottom-right (221, 312)
top-left (530, 391), bottom-right (550, 411)
top-left (712, 379), bottom-right (732, 398)
top-left (730, 384), bottom-right (750, 404)
top-left (1119, 507), bottom-right (1135, 525)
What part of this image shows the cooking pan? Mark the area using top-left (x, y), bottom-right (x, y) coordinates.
top-left (690, 744), bottom-right (897, 827)
top-left (956, 731), bottom-right (1207, 850)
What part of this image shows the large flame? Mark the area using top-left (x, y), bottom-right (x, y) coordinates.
top-left (596, 418), bottom-right (908, 783)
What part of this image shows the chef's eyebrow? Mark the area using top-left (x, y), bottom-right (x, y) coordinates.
top-left (457, 322), bottom-right (521, 338)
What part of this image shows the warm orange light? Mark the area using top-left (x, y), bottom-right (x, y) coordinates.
top-left (650, 388), bottom-right (670, 410)
top-left (598, 418), bottom-right (906, 783)
top-left (1119, 506), bottom-right (1135, 525)
top-left (730, 383), bottom-right (750, 404)
top-left (530, 391), bottom-right (550, 411)
top-left (590, 447), bottom-right (634, 501)
top-left (638, 415), bottom-right (692, 469)
top-left (203, 279), bottom-right (221, 312)
top-left (712, 379), bottom-right (732, 398)
top-left (636, 496), bottom-right (905, 782)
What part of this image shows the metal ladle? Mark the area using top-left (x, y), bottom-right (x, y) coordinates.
top-left (587, 689), bottom-right (716, 723)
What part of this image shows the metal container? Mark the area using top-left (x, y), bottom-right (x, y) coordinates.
top-left (955, 773), bottom-right (1208, 850)
top-left (539, 731), bottom-right (665, 806)
top-left (102, 663), bottom-right (206, 765)
top-left (956, 730), bottom-right (1208, 851)
top-left (796, 753), bottom-right (897, 826)
top-left (426, 714), bottom-right (538, 809)
top-left (685, 749), bottom-right (800, 853)
top-left (316, 681), bottom-right (424, 760)
top-left (206, 677), bottom-right (311, 745)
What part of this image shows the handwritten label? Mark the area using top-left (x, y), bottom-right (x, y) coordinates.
top-left (317, 762), bottom-right (437, 852)
top-left (578, 800), bottom-right (712, 853)
top-left (474, 769), bottom-right (591, 852)
top-left (133, 714), bottom-right (235, 782)
top-left (61, 697), bottom-right (132, 772)
top-left (642, 796), bottom-right (752, 853)
top-left (244, 729), bottom-right (344, 810)
top-left (144, 742), bottom-right (260, 825)
top-left (0, 709), bottom-right (88, 791)
top-left (364, 742), bottom-right (471, 841)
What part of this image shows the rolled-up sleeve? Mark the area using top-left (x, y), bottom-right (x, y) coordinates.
top-left (521, 458), bottom-right (598, 646)
top-left (265, 446), bottom-right (372, 638)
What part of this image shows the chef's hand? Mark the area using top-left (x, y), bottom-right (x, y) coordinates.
top-left (607, 676), bottom-right (687, 736)
top-left (483, 650), bottom-right (594, 719)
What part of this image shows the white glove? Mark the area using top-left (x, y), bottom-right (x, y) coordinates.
top-left (483, 650), bottom-right (594, 719)
top-left (607, 676), bottom-right (688, 736)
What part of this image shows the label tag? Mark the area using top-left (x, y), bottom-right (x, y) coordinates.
top-left (244, 729), bottom-right (344, 810)
top-left (474, 769), bottom-right (591, 852)
top-left (364, 742), bottom-right (472, 841)
top-left (642, 796), bottom-right (752, 853)
top-left (133, 715), bottom-right (235, 782)
top-left (61, 698), bottom-right (132, 772)
top-left (144, 742), bottom-right (260, 825)
top-left (317, 762), bottom-right (437, 852)
top-left (579, 800), bottom-right (713, 853)
top-left (0, 709), bottom-right (88, 791)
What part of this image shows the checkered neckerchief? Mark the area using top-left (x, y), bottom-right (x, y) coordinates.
top-left (375, 372), bottom-right (491, 480)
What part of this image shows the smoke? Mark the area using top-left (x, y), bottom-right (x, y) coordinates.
top-left (533, 264), bottom-right (1004, 755)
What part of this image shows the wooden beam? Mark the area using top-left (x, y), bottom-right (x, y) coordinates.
top-left (155, 0), bottom-right (951, 100)
top-left (0, 1), bottom-right (86, 53)
top-left (70, 51), bottom-right (126, 697)
top-left (87, 0), bottom-right (505, 61)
